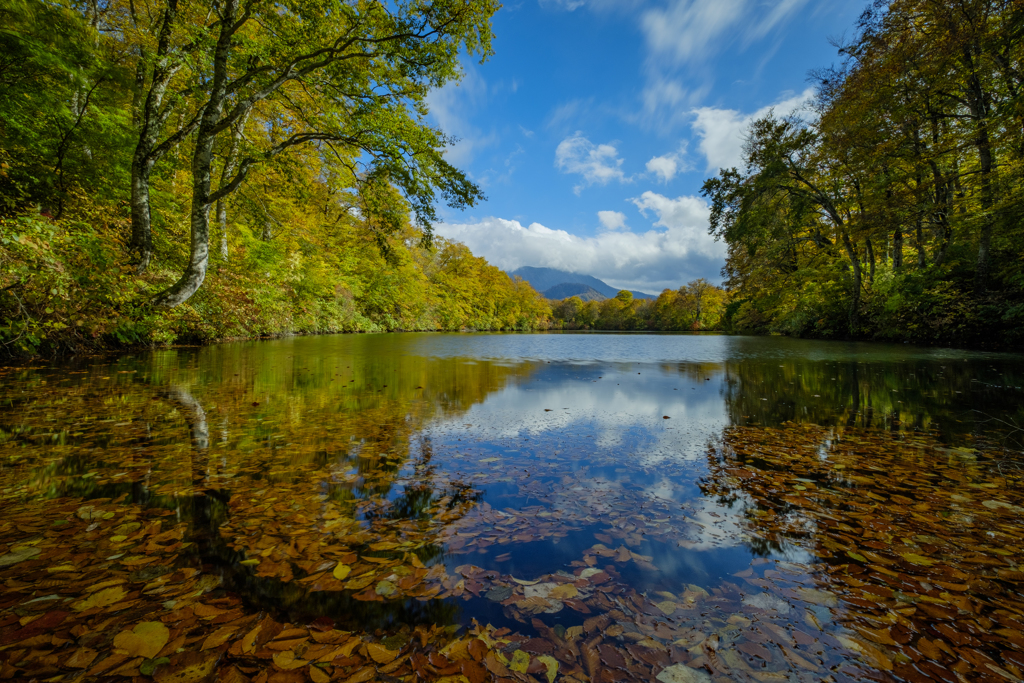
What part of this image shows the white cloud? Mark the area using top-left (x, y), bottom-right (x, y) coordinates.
top-left (546, 98), bottom-right (594, 130)
top-left (750, 0), bottom-right (812, 41)
top-left (635, 76), bottom-right (709, 133)
top-left (692, 88), bottom-right (814, 171)
top-left (436, 194), bottom-right (725, 292)
top-left (555, 132), bottom-right (631, 194)
top-left (538, 0), bottom-right (640, 12)
top-left (597, 210), bottom-right (628, 231)
top-left (646, 142), bottom-right (689, 183)
top-left (539, 0), bottom-right (586, 10)
top-left (425, 66), bottom-right (497, 165)
top-left (639, 0), bottom-right (811, 67)
top-left (640, 0), bottom-right (747, 66)
top-left (634, 0), bottom-right (810, 132)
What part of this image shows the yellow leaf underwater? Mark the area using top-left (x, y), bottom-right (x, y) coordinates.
top-left (72, 585), bottom-right (126, 611)
top-left (113, 621), bottom-right (170, 659)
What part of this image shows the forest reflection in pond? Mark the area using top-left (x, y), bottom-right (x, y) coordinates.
top-left (0, 333), bottom-right (1022, 683)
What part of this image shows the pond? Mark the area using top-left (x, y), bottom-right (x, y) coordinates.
top-left (1, 332), bottom-right (1023, 683)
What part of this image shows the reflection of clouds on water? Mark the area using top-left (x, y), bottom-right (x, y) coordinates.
top-left (432, 362), bottom-right (729, 464)
top-left (425, 359), bottom-right (825, 564)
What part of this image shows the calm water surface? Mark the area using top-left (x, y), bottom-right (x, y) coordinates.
top-left (1, 333), bottom-right (1023, 682)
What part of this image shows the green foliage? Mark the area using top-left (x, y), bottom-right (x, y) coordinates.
top-left (0, 0), bottom-right (553, 355)
top-left (701, 0), bottom-right (1024, 348)
top-left (549, 280), bottom-right (728, 332)
top-left (0, 210), bottom-right (551, 356)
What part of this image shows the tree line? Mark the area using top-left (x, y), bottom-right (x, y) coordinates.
top-left (702, 0), bottom-right (1024, 347)
top-left (0, 0), bottom-right (555, 354)
top-left (549, 279), bottom-right (728, 331)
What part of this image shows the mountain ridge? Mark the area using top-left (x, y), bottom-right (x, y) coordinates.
top-left (509, 266), bottom-right (656, 300)
top-left (541, 283), bottom-right (607, 301)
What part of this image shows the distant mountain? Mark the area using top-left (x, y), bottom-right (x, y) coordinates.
top-left (509, 266), bottom-right (656, 300)
top-left (542, 283), bottom-right (607, 301)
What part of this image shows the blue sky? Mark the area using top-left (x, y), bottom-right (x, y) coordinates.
top-left (428, 0), bottom-right (863, 294)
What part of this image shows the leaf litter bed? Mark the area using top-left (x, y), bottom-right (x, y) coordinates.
top-left (2, 376), bottom-right (1024, 682)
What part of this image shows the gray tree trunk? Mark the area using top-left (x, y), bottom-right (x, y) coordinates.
top-left (840, 232), bottom-right (861, 334)
top-left (216, 111), bottom-right (249, 262)
top-left (915, 217), bottom-right (927, 268)
top-left (152, 0), bottom-right (236, 308)
top-left (128, 0), bottom-right (180, 273)
top-left (962, 52), bottom-right (995, 293)
top-left (865, 237), bottom-right (875, 284)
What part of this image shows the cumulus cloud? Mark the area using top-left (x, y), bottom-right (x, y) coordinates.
top-left (555, 132), bottom-right (631, 194)
top-left (435, 193), bottom-right (725, 292)
top-left (597, 210), bottom-right (628, 231)
top-left (646, 142), bottom-right (689, 183)
top-left (692, 88), bottom-right (814, 171)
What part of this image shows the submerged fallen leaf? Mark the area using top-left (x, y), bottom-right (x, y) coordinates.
top-left (656, 663), bottom-right (713, 683)
top-left (512, 577), bottom-right (540, 586)
top-left (72, 585), bottom-right (127, 611)
top-left (509, 649), bottom-right (531, 673)
top-left (366, 642), bottom-right (399, 664)
top-left (113, 621), bottom-right (170, 659)
top-left (899, 552), bottom-right (936, 566)
top-left (795, 588), bottom-right (837, 607)
top-left (153, 651), bottom-right (220, 683)
top-left (332, 563), bottom-right (351, 580)
top-left (537, 654), bottom-right (559, 683)
top-left (656, 600), bottom-right (677, 615)
top-left (549, 583), bottom-right (578, 600)
top-left (0, 546), bottom-right (41, 567)
top-left (272, 650), bottom-right (308, 670)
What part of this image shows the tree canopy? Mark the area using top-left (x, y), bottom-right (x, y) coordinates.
top-left (0, 0), bottom-right (561, 354)
top-left (702, 0), bottom-right (1024, 347)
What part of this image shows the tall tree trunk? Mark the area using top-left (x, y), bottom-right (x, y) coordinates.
top-left (153, 0), bottom-right (235, 308)
top-left (915, 217), bottom-right (927, 268)
top-left (893, 228), bottom-right (903, 269)
top-left (973, 122), bottom-right (994, 293)
top-left (865, 237), bottom-right (875, 284)
top-left (216, 110), bottom-right (249, 262)
top-left (840, 232), bottom-right (861, 335)
top-left (129, 0), bottom-right (179, 273)
top-left (934, 182), bottom-right (954, 266)
top-left (131, 50), bottom-right (147, 126)
top-left (963, 54), bottom-right (995, 293)
top-left (130, 154), bottom-right (157, 272)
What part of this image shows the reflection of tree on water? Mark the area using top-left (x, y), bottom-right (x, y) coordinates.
top-left (3, 348), bottom-right (529, 631)
top-left (720, 356), bottom-right (1024, 446)
top-left (701, 422), bottom-right (1024, 681)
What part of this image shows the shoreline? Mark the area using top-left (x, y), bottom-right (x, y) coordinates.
top-left (4, 327), bottom-right (1021, 363)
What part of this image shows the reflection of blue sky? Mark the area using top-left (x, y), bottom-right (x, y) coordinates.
top-left (420, 359), bottom-right (821, 566)
top-left (392, 332), bottom-right (1023, 364)
top-left (432, 361), bottom-right (728, 464)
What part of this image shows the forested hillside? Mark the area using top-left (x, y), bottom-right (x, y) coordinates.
top-left (0, 0), bottom-right (548, 355)
top-left (549, 279), bottom-right (728, 331)
top-left (703, 0), bottom-right (1024, 348)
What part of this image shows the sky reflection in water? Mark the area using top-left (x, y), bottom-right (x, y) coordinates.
top-left (2, 333), bottom-right (1023, 682)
